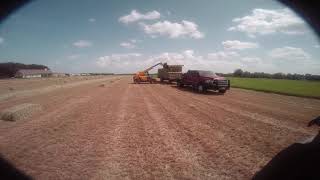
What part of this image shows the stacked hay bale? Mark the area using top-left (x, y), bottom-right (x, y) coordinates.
top-left (158, 64), bottom-right (183, 82)
top-left (0, 103), bottom-right (42, 121)
top-left (167, 65), bottom-right (183, 72)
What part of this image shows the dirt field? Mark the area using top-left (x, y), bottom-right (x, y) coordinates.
top-left (0, 76), bottom-right (319, 179)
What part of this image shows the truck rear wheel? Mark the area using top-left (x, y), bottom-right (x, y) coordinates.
top-left (219, 89), bottom-right (226, 94)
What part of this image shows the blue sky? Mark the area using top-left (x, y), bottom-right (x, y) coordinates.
top-left (0, 0), bottom-right (319, 74)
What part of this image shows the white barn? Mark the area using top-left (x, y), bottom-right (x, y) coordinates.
top-left (15, 69), bottom-right (52, 78)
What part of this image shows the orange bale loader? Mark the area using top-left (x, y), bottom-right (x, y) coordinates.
top-left (133, 62), bottom-right (163, 83)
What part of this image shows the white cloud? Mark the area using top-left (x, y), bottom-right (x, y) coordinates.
top-left (222, 40), bottom-right (258, 50)
top-left (140, 20), bottom-right (204, 39)
top-left (183, 49), bottom-right (195, 59)
top-left (206, 51), bottom-right (256, 72)
top-left (96, 50), bottom-right (204, 73)
top-left (228, 8), bottom-right (306, 37)
top-left (95, 50), bottom-right (247, 74)
top-left (119, 10), bottom-right (160, 24)
top-left (68, 54), bottom-right (82, 60)
top-left (241, 57), bottom-right (261, 63)
top-left (120, 42), bottom-right (135, 49)
top-left (96, 53), bottom-right (142, 68)
top-left (73, 40), bottom-right (92, 48)
top-left (120, 39), bottom-right (140, 49)
top-left (94, 49), bottom-right (317, 74)
top-left (89, 18), bottom-right (96, 22)
top-left (314, 45), bottom-right (320, 48)
top-left (0, 37), bottom-right (4, 44)
top-left (207, 51), bottom-right (240, 60)
top-left (146, 50), bottom-right (209, 72)
top-left (269, 46), bottom-right (311, 61)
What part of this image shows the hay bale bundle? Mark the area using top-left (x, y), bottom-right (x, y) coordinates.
top-left (0, 103), bottom-right (42, 121)
top-left (167, 65), bottom-right (182, 72)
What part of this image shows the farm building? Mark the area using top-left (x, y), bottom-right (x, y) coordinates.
top-left (15, 69), bottom-right (52, 78)
top-left (52, 73), bottom-right (67, 77)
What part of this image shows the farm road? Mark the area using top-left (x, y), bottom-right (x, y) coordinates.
top-left (0, 76), bottom-right (319, 179)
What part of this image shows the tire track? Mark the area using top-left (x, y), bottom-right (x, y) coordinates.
top-left (149, 85), bottom-right (287, 156)
top-left (145, 85), bottom-right (254, 179)
top-left (142, 86), bottom-right (227, 179)
top-left (156, 84), bottom-right (313, 137)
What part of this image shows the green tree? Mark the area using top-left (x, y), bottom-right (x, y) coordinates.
top-left (233, 69), bottom-right (243, 77)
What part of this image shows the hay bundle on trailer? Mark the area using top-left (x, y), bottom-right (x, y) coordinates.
top-left (167, 65), bottom-right (183, 72)
top-left (158, 64), bottom-right (183, 83)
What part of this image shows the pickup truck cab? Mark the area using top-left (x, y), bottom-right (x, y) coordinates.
top-left (177, 70), bottom-right (230, 93)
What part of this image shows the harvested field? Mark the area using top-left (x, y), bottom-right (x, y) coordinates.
top-left (0, 76), bottom-right (319, 179)
top-left (0, 75), bottom-right (119, 101)
top-left (0, 75), bottom-right (111, 95)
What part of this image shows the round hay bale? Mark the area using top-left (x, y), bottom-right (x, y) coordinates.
top-left (0, 103), bottom-right (42, 121)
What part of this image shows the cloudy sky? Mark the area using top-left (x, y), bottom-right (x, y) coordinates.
top-left (0, 0), bottom-right (319, 74)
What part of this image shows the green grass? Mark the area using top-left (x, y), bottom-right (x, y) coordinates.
top-left (228, 77), bottom-right (320, 99)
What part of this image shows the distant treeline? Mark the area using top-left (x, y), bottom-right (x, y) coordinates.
top-left (217, 69), bottom-right (320, 81)
top-left (0, 62), bottom-right (49, 78)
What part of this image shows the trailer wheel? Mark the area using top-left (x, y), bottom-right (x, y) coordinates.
top-left (177, 81), bottom-right (184, 87)
top-left (219, 89), bottom-right (226, 94)
top-left (160, 78), bottom-right (164, 83)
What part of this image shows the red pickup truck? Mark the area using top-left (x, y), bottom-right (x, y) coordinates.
top-left (177, 70), bottom-right (230, 93)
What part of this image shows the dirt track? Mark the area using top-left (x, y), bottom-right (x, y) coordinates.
top-left (0, 76), bottom-right (319, 179)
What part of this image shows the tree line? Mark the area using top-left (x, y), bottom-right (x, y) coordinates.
top-left (0, 62), bottom-right (49, 78)
top-left (218, 69), bottom-right (320, 81)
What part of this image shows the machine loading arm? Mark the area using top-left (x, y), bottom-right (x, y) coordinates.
top-left (143, 62), bottom-right (164, 73)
